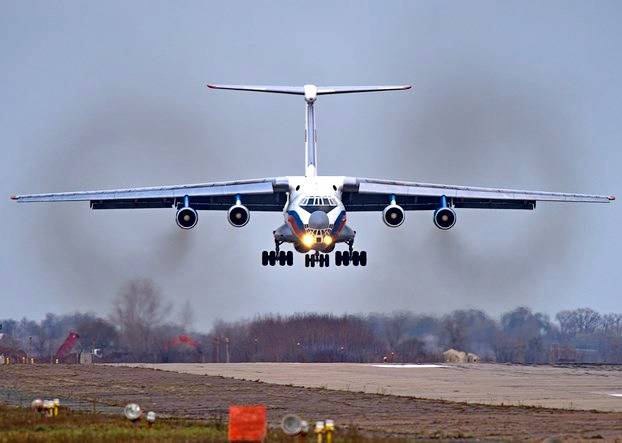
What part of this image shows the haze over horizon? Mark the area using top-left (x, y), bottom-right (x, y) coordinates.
top-left (1, 1), bottom-right (620, 329)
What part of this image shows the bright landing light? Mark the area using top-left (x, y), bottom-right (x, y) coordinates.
top-left (302, 233), bottom-right (315, 248)
top-left (323, 235), bottom-right (333, 246)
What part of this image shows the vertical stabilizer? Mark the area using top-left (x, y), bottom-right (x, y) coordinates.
top-left (304, 84), bottom-right (318, 177)
top-left (207, 83), bottom-right (412, 177)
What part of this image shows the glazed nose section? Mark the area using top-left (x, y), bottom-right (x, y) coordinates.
top-left (308, 210), bottom-right (330, 229)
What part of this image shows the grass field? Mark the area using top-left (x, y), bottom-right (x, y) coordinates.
top-left (2, 364), bottom-right (622, 440)
top-left (0, 405), bottom-right (395, 443)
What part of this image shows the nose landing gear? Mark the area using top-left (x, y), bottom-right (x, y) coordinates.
top-left (305, 252), bottom-right (330, 268)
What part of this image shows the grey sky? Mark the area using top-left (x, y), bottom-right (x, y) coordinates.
top-left (1, 1), bottom-right (620, 330)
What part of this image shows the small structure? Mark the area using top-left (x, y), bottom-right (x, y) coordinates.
top-left (443, 349), bottom-right (480, 363)
top-left (443, 348), bottom-right (467, 363)
top-left (466, 352), bottom-right (480, 363)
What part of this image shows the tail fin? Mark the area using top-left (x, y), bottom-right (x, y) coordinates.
top-left (207, 84), bottom-right (412, 176)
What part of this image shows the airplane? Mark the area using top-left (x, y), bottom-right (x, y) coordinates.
top-left (11, 84), bottom-right (615, 268)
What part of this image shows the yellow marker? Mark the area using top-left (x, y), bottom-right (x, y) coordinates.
top-left (325, 419), bottom-right (335, 443)
top-left (314, 421), bottom-right (325, 443)
top-left (53, 399), bottom-right (60, 416)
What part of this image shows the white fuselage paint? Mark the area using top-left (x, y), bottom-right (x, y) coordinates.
top-left (274, 176), bottom-right (354, 252)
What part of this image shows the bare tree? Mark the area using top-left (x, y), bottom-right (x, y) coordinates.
top-left (110, 279), bottom-right (170, 359)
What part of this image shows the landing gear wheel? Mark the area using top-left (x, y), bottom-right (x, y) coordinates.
top-left (352, 251), bottom-right (360, 266)
top-left (268, 251), bottom-right (277, 266)
top-left (286, 251), bottom-right (294, 266)
top-left (335, 251), bottom-right (342, 266)
top-left (305, 254), bottom-right (311, 268)
top-left (342, 251), bottom-right (350, 266)
top-left (278, 251), bottom-right (287, 266)
top-left (318, 254), bottom-right (330, 267)
top-left (262, 251), bottom-right (269, 266)
top-left (359, 251), bottom-right (367, 267)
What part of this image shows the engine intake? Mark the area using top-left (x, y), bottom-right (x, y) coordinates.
top-left (434, 207), bottom-right (456, 230)
top-left (383, 204), bottom-right (405, 227)
top-left (176, 207), bottom-right (198, 229)
top-left (228, 204), bottom-right (250, 227)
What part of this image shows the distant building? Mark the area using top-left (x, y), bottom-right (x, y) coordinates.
top-left (443, 348), bottom-right (480, 363)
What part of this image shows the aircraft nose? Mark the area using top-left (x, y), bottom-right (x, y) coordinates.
top-left (308, 210), bottom-right (330, 229)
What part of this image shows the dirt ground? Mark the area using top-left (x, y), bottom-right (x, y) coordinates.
top-left (120, 362), bottom-right (622, 412)
top-left (1, 364), bottom-right (622, 440)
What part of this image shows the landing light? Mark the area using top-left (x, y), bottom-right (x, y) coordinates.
top-left (302, 233), bottom-right (315, 248)
top-left (323, 235), bottom-right (333, 246)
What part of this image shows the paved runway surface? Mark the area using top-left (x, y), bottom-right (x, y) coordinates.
top-left (120, 362), bottom-right (622, 411)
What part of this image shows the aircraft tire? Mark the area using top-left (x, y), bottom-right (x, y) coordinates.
top-left (352, 251), bottom-right (360, 266)
top-left (342, 251), bottom-right (350, 266)
top-left (268, 251), bottom-right (277, 266)
top-left (262, 251), bottom-right (269, 266)
top-left (305, 254), bottom-right (311, 268)
top-left (278, 251), bottom-right (287, 266)
top-left (335, 251), bottom-right (342, 266)
top-left (286, 251), bottom-right (294, 266)
top-left (359, 251), bottom-right (367, 267)
top-left (324, 254), bottom-right (330, 267)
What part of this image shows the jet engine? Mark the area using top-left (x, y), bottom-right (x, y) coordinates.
top-left (382, 203), bottom-right (405, 227)
top-left (433, 207), bottom-right (456, 230)
top-left (176, 207), bottom-right (198, 229)
top-left (228, 204), bottom-right (250, 227)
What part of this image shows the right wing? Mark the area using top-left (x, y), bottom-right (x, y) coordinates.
top-left (341, 177), bottom-right (614, 211)
top-left (11, 177), bottom-right (290, 212)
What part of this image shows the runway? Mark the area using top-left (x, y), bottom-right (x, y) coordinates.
top-left (119, 362), bottom-right (622, 411)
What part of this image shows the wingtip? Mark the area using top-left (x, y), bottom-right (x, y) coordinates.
top-left (608, 195), bottom-right (616, 201)
top-left (10, 195), bottom-right (17, 200)
top-left (206, 83), bottom-right (217, 89)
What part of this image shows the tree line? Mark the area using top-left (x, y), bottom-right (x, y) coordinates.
top-left (1, 279), bottom-right (621, 364)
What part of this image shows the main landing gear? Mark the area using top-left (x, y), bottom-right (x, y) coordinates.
top-left (335, 250), bottom-right (367, 267)
top-left (262, 250), bottom-right (294, 266)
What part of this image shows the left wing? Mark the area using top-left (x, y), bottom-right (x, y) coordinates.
top-left (11, 177), bottom-right (290, 211)
top-left (341, 177), bottom-right (614, 211)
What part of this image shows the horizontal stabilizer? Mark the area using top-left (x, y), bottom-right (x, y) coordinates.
top-left (207, 84), bottom-right (412, 96)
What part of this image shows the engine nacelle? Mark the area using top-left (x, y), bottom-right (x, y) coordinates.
top-left (228, 204), bottom-right (250, 227)
top-left (176, 207), bottom-right (198, 229)
top-left (434, 207), bottom-right (456, 230)
top-left (382, 204), bottom-right (405, 227)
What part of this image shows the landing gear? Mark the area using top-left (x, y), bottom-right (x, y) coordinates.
top-left (262, 250), bottom-right (293, 266)
top-left (335, 250), bottom-right (367, 267)
top-left (305, 252), bottom-right (330, 268)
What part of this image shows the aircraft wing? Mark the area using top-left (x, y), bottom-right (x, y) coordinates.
top-left (11, 177), bottom-right (290, 211)
top-left (341, 177), bottom-right (614, 211)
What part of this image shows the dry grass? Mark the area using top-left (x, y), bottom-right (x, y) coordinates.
top-left (0, 405), bottom-right (407, 443)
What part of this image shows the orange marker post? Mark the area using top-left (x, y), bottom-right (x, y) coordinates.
top-left (228, 405), bottom-right (267, 442)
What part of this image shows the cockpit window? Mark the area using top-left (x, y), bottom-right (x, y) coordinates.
top-left (301, 195), bottom-right (337, 213)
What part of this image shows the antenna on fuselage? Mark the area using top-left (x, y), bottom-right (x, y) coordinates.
top-left (207, 83), bottom-right (412, 177)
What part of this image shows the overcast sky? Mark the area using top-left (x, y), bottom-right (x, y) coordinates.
top-left (1, 1), bottom-right (620, 329)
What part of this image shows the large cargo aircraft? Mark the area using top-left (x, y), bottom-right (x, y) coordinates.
top-left (12, 84), bottom-right (614, 267)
